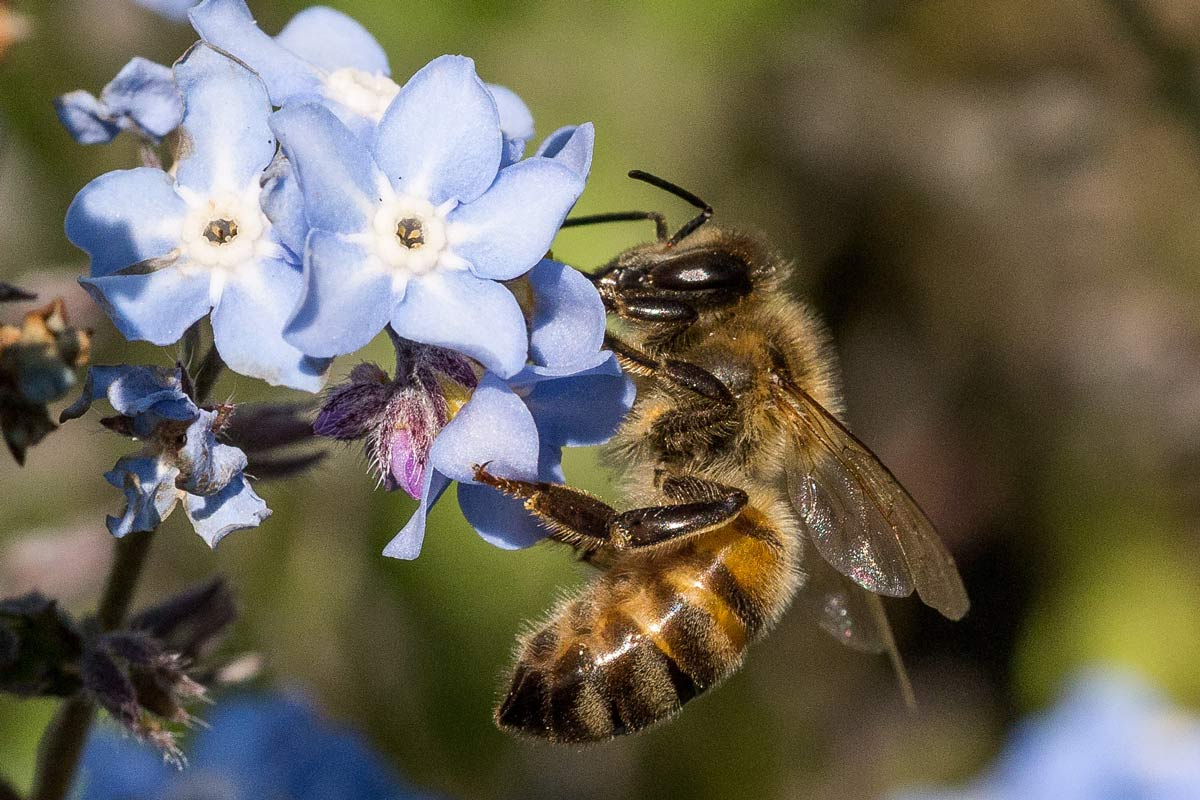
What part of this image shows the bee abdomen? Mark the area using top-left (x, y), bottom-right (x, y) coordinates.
top-left (496, 559), bottom-right (763, 744)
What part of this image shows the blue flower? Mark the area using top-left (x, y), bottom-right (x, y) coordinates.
top-left (892, 670), bottom-right (1200, 800)
top-left (316, 260), bottom-right (631, 558)
top-left (133, 0), bottom-right (200, 22)
top-left (62, 365), bottom-right (270, 547)
top-left (189, 0), bottom-right (534, 155)
top-left (65, 45), bottom-right (329, 392)
top-left (77, 692), bottom-right (434, 800)
top-left (270, 54), bottom-right (588, 378)
top-left (55, 57), bottom-right (183, 145)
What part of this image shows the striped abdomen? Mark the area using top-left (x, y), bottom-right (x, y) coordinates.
top-left (496, 507), bottom-right (796, 743)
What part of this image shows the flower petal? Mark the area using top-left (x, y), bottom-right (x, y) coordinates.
top-left (381, 469), bottom-right (450, 560)
top-left (526, 258), bottom-right (606, 369)
top-left (285, 231), bottom-right (395, 358)
top-left (184, 473), bottom-right (271, 548)
top-left (189, 0), bottom-right (322, 105)
top-left (173, 44), bottom-right (275, 196)
top-left (534, 122), bottom-right (595, 180)
top-left (259, 155), bottom-right (307, 261)
top-left (81, 265), bottom-right (213, 347)
top-left (100, 57), bottom-right (184, 140)
top-left (133, 0), bottom-right (197, 22)
top-left (458, 483), bottom-right (546, 551)
top-left (65, 168), bottom-right (187, 278)
top-left (487, 83), bottom-right (533, 168)
top-left (389, 271), bottom-right (528, 379)
top-left (449, 157), bottom-right (584, 280)
top-left (177, 413), bottom-right (248, 497)
top-left (61, 364), bottom-right (195, 426)
top-left (374, 55), bottom-right (501, 205)
top-left (429, 373), bottom-right (538, 484)
top-left (275, 7), bottom-right (389, 75)
top-left (517, 351), bottom-right (634, 447)
top-left (54, 91), bottom-right (121, 144)
top-left (212, 257), bottom-right (330, 391)
top-left (104, 456), bottom-right (181, 538)
top-left (270, 103), bottom-right (380, 234)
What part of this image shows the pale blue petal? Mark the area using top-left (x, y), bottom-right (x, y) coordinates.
top-left (526, 258), bottom-right (606, 369)
top-left (189, 0), bottom-right (322, 104)
top-left (173, 44), bottom-right (275, 196)
top-left (103, 456), bottom-right (181, 538)
top-left (212, 257), bottom-right (330, 391)
top-left (429, 373), bottom-right (538, 484)
top-left (134, 0), bottom-right (197, 22)
top-left (534, 122), bottom-right (595, 180)
top-left (275, 7), bottom-right (389, 74)
top-left (270, 103), bottom-right (380, 234)
top-left (100, 57), bottom-right (183, 139)
top-left (54, 91), bottom-right (121, 144)
top-left (81, 266), bottom-right (212, 347)
top-left (517, 351), bottom-right (634, 447)
top-left (389, 271), bottom-right (527, 379)
top-left (374, 55), bottom-right (501, 205)
top-left (285, 231), bottom-right (395, 358)
top-left (65, 168), bottom-right (187, 277)
top-left (487, 83), bottom-right (533, 167)
top-left (60, 364), bottom-right (195, 427)
top-left (458, 483), bottom-right (545, 551)
top-left (450, 157), bottom-right (584, 280)
top-left (177, 411), bottom-right (247, 497)
top-left (259, 155), bottom-right (307, 260)
top-left (184, 473), bottom-right (271, 547)
top-left (382, 470), bottom-right (450, 560)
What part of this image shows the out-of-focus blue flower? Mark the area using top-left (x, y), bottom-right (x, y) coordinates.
top-left (270, 55), bottom-right (588, 378)
top-left (133, 0), bottom-right (200, 23)
top-left (77, 692), bottom-right (433, 800)
top-left (190, 0), bottom-right (534, 156)
top-left (62, 365), bottom-right (269, 547)
top-left (65, 45), bottom-right (329, 392)
top-left (55, 57), bottom-right (183, 145)
top-left (893, 670), bottom-right (1200, 800)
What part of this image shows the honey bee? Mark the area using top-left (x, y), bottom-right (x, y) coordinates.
top-left (474, 171), bottom-right (968, 744)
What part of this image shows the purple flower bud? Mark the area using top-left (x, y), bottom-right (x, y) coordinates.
top-left (315, 335), bottom-right (479, 500)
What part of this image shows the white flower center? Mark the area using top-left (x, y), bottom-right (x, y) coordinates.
top-left (324, 68), bottom-right (400, 122)
top-left (178, 182), bottom-right (278, 302)
top-left (371, 194), bottom-right (454, 278)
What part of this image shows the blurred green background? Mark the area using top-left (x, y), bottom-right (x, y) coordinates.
top-left (4, 0), bottom-right (1200, 797)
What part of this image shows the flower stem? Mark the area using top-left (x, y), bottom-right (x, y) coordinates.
top-left (29, 530), bottom-right (155, 800)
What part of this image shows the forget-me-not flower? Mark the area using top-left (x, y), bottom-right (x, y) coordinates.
top-left (65, 44), bottom-right (329, 392)
top-left (892, 670), bottom-right (1200, 800)
top-left (189, 0), bottom-right (533, 155)
top-left (62, 365), bottom-right (270, 547)
top-left (55, 57), bottom-right (183, 145)
top-left (78, 692), bottom-right (435, 800)
top-left (316, 259), bottom-right (632, 558)
top-left (270, 54), bottom-right (588, 377)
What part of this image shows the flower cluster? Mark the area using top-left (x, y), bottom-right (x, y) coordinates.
top-left (62, 365), bottom-right (269, 547)
top-left (79, 692), bottom-right (432, 800)
top-left (893, 671), bottom-right (1200, 800)
top-left (57, 0), bottom-right (628, 555)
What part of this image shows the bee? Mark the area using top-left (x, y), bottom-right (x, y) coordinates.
top-left (474, 171), bottom-right (968, 744)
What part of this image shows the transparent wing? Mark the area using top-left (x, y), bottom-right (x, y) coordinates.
top-left (798, 551), bottom-right (916, 706)
top-left (779, 380), bottom-right (969, 621)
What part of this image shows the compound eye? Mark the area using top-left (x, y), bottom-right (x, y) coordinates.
top-left (649, 252), bottom-right (752, 295)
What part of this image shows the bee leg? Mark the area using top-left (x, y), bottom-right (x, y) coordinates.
top-left (472, 465), bottom-right (747, 553)
top-left (604, 334), bottom-right (736, 408)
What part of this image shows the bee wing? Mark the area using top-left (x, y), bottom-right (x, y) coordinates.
top-left (779, 380), bottom-right (969, 621)
top-left (799, 548), bottom-right (890, 653)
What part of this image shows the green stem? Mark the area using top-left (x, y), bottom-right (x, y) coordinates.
top-left (28, 530), bottom-right (156, 800)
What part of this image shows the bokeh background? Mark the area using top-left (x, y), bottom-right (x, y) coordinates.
top-left (3, 0), bottom-right (1200, 797)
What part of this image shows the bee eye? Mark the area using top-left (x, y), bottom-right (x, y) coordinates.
top-left (650, 253), bottom-right (751, 295)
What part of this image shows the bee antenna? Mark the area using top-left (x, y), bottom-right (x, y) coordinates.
top-left (560, 211), bottom-right (669, 242)
top-left (627, 170), bottom-right (713, 246)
